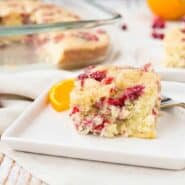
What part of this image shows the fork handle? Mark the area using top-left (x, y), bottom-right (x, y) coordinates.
top-left (161, 102), bottom-right (185, 109)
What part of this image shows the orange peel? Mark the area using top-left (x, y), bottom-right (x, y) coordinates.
top-left (147, 0), bottom-right (185, 20)
top-left (49, 79), bottom-right (74, 111)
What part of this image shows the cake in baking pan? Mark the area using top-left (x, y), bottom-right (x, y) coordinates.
top-left (40, 29), bottom-right (109, 69)
top-left (0, 0), bottom-right (110, 69)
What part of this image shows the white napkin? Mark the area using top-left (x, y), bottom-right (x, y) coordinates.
top-left (0, 69), bottom-right (76, 134)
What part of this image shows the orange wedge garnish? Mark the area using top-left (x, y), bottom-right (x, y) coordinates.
top-left (49, 79), bottom-right (74, 112)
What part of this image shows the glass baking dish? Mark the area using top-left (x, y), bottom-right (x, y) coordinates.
top-left (0, 0), bottom-right (121, 71)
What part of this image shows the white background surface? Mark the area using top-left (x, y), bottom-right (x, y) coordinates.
top-left (1, 0), bottom-right (185, 184)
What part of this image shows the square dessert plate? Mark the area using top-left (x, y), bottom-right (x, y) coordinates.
top-left (2, 81), bottom-right (185, 170)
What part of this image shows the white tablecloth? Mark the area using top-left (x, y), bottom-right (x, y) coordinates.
top-left (1, 143), bottom-right (185, 185)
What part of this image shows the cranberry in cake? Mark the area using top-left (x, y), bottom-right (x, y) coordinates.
top-left (70, 65), bottom-right (161, 138)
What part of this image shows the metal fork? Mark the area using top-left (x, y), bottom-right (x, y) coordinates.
top-left (161, 96), bottom-right (185, 109)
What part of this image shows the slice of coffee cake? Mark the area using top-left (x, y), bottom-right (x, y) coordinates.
top-left (70, 65), bottom-right (161, 138)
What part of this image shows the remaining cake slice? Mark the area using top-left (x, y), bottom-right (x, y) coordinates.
top-left (40, 29), bottom-right (109, 69)
top-left (30, 3), bottom-right (80, 24)
top-left (0, 0), bottom-right (40, 26)
top-left (0, 0), bottom-right (80, 46)
top-left (164, 27), bottom-right (185, 68)
top-left (0, 0), bottom-right (40, 46)
top-left (70, 65), bottom-right (161, 138)
top-left (0, 0), bottom-right (110, 68)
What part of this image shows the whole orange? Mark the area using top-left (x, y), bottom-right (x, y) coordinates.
top-left (147, 0), bottom-right (185, 20)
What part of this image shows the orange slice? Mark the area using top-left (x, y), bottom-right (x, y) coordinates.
top-left (49, 79), bottom-right (74, 112)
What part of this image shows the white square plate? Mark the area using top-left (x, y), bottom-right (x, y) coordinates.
top-left (2, 81), bottom-right (185, 170)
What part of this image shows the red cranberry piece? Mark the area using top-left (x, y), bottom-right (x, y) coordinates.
top-left (142, 63), bottom-right (153, 72)
top-left (71, 106), bottom-right (79, 115)
top-left (100, 97), bottom-right (106, 103)
top-left (107, 85), bottom-right (144, 107)
top-left (96, 29), bottom-right (106, 34)
top-left (35, 37), bottom-right (49, 46)
top-left (103, 119), bottom-right (109, 125)
top-left (151, 31), bottom-right (164, 40)
top-left (151, 31), bottom-right (158, 39)
top-left (182, 38), bottom-right (185, 42)
top-left (107, 98), bottom-right (122, 107)
top-left (94, 124), bottom-right (104, 132)
top-left (54, 34), bottom-right (65, 43)
top-left (152, 31), bottom-right (158, 39)
top-left (102, 77), bottom-right (114, 85)
top-left (94, 101), bottom-right (102, 109)
top-left (94, 97), bottom-right (105, 108)
top-left (77, 73), bottom-right (89, 87)
top-left (70, 106), bottom-right (80, 116)
top-left (78, 69), bottom-right (106, 86)
top-left (87, 34), bottom-right (99, 41)
top-left (93, 116), bottom-right (108, 132)
top-left (121, 24), bottom-right (127, 30)
top-left (158, 33), bottom-right (164, 40)
top-left (89, 70), bottom-right (106, 81)
top-left (78, 32), bottom-right (99, 41)
top-left (118, 96), bottom-right (127, 106)
top-left (152, 108), bottom-right (157, 116)
top-left (75, 123), bottom-right (79, 129)
top-left (84, 119), bottom-right (92, 125)
top-left (78, 73), bottom-right (88, 80)
top-left (110, 87), bottom-right (117, 94)
top-left (124, 85), bottom-right (145, 101)
top-left (152, 17), bottom-right (165, 29)
top-left (181, 28), bottom-right (185, 33)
